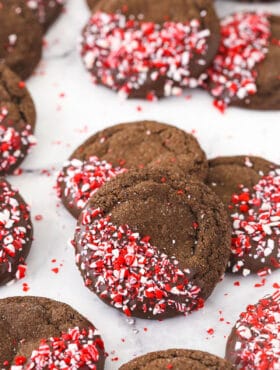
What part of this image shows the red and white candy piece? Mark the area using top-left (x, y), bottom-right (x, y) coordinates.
top-left (56, 156), bottom-right (126, 210)
top-left (10, 326), bottom-right (104, 370)
top-left (230, 169), bottom-right (280, 276)
top-left (74, 208), bottom-right (204, 317)
top-left (207, 12), bottom-right (271, 111)
top-left (231, 292), bottom-right (280, 369)
top-left (81, 12), bottom-right (210, 99)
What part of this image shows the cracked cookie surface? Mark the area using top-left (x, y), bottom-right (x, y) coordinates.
top-left (120, 349), bottom-right (234, 369)
top-left (57, 121), bottom-right (208, 218)
top-left (73, 169), bottom-right (231, 319)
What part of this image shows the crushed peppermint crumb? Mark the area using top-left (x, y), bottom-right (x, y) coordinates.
top-left (207, 12), bottom-right (271, 110)
top-left (232, 292), bottom-right (280, 369)
top-left (0, 180), bottom-right (31, 283)
top-left (0, 107), bottom-right (36, 174)
top-left (81, 12), bottom-right (210, 99)
top-left (56, 156), bottom-right (126, 211)
top-left (10, 327), bottom-right (104, 370)
top-left (229, 169), bottom-right (280, 276)
top-left (73, 208), bottom-right (204, 317)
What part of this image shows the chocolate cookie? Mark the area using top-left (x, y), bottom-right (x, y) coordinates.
top-left (226, 291), bottom-right (280, 369)
top-left (0, 178), bottom-right (33, 285)
top-left (0, 0), bottom-right (43, 80)
top-left (73, 168), bottom-right (231, 319)
top-left (81, 0), bottom-right (220, 99)
top-left (0, 64), bottom-right (36, 175)
top-left (57, 121), bottom-right (208, 218)
top-left (121, 349), bottom-right (234, 370)
top-left (206, 13), bottom-right (280, 111)
top-left (25, 0), bottom-right (64, 31)
top-left (0, 296), bottom-right (105, 369)
top-left (206, 155), bottom-right (280, 277)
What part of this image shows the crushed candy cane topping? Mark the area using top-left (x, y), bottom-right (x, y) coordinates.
top-left (232, 291), bottom-right (280, 369)
top-left (0, 180), bottom-right (31, 282)
top-left (0, 107), bottom-right (36, 174)
top-left (81, 12), bottom-right (210, 99)
top-left (56, 156), bottom-right (126, 211)
top-left (74, 208), bottom-right (204, 317)
top-left (207, 12), bottom-right (271, 111)
top-left (230, 169), bottom-right (280, 276)
top-left (10, 327), bottom-right (104, 370)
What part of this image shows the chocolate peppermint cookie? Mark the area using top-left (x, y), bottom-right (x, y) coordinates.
top-left (207, 156), bottom-right (280, 277)
top-left (0, 0), bottom-right (43, 79)
top-left (81, 0), bottom-right (220, 99)
top-left (0, 178), bottom-right (33, 285)
top-left (57, 121), bottom-right (208, 218)
top-left (121, 349), bottom-right (234, 370)
top-left (226, 291), bottom-right (280, 369)
top-left (73, 169), bottom-right (231, 319)
top-left (207, 12), bottom-right (280, 111)
top-left (0, 64), bottom-right (36, 175)
top-left (25, 0), bottom-right (64, 31)
top-left (0, 296), bottom-right (105, 369)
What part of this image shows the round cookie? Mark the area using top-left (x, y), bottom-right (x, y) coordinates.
top-left (0, 0), bottom-right (43, 80)
top-left (57, 121), bottom-right (208, 218)
top-left (0, 178), bottom-right (33, 285)
top-left (121, 349), bottom-right (234, 370)
top-left (73, 168), bottom-right (231, 319)
top-left (226, 291), bottom-right (280, 369)
top-left (25, 0), bottom-right (64, 31)
top-left (81, 0), bottom-right (220, 99)
top-left (0, 64), bottom-right (36, 175)
top-left (0, 296), bottom-right (105, 369)
top-left (206, 155), bottom-right (280, 276)
top-left (206, 12), bottom-right (280, 111)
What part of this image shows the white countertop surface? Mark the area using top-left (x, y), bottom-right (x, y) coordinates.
top-left (1, 0), bottom-right (280, 368)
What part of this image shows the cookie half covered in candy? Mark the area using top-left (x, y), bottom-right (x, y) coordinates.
top-left (0, 64), bottom-right (36, 175)
top-left (226, 291), bottom-right (280, 369)
top-left (0, 296), bottom-right (105, 369)
top-left (207, 12), bottom-right (280, 111)
top-left (0, 178), bottom-right (33, 285)
top-left (207, 155), bottom-right (280, 277)
top-left (81, 0), bottom-right (220, 99)
top-left (73, 169), bottom-right (231, 319)
top-left (56, 121), bottom-right (207, 218)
